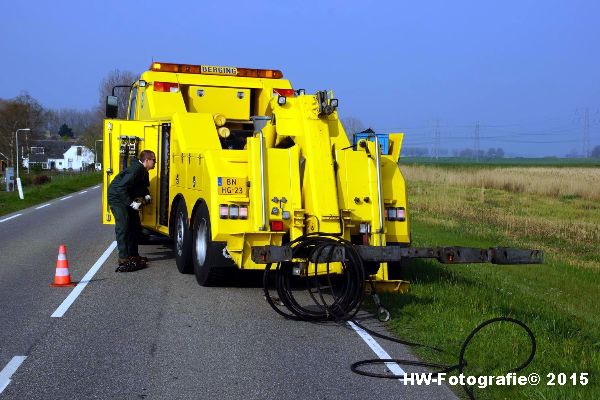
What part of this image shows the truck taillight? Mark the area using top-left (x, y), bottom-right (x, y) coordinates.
top-left (388, 207), bottom-right (397, 220)
top-left (385, 207), bottom-right (406, 222)
top-left (273, 88), bottom-right (295, 97)
top-left (219, 204), bottom-right (229, 219)
top-left (270, 221), bottom-right (284, 231)
top-left (153, 81), bottom-right (179, 92)
top-left (220, 204), bottom-right (248, 219)
top-left (397, 207), bottom-right (406, 221)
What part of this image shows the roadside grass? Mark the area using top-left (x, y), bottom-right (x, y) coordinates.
top-left (380, 165), bottom-right (599, 399)
top-left (401, 157), bottom-right (600, 168)
top-left (0, 172), bottom-right (102, 217)
top-left (402, 164), bottom-right (600, 201)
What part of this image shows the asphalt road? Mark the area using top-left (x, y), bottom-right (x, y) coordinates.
top-left (0, 187), bottom-right (457, 400)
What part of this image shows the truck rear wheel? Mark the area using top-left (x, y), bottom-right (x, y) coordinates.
top-left (174, 201), bottom-right (194, 274)
top-left (192, 203), bottom-right (227, 286)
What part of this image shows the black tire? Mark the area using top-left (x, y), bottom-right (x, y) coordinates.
top-left (174, 200), bottom-right (194, 274)
top-left (192, 202), bottom-right (228, 286)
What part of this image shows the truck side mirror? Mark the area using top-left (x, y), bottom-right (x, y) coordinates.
top-left (106, 95), bottom-right (119, 119)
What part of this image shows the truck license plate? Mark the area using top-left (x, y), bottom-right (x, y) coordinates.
top-left (218, 177), bottom-right (247, 195)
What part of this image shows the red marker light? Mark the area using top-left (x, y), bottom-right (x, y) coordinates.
top-left (270, 221), bottom-right (284, 231)
top-left (273, 88), bottom-right (295, 97)
top-left (219, 204), bottom-right (229, 219)
top-left (153, 81), bottom-right (179, 92)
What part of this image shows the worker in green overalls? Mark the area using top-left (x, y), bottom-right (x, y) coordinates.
top-left (108, 150), bottom-right (156, 272)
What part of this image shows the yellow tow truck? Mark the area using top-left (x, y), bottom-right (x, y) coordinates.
top-left (102, 61), bottom-right (542, 293)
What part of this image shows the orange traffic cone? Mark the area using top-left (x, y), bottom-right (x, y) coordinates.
top-left (50, 244), bottom-right (76, 287)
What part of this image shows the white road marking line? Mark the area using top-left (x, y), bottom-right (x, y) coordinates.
top-left (35, 203), bottom-right (51, 210)
top-left (93, 185), bottom-right (100, 189)
top-left (59, 195), bottom-right (73, 201)
top-left (0, 356), bottom-right (27, 394)
top-left (0, 214), bottom-right (22, 223)
top-left (51, 241), bottom-right (117, 318)
top-left (80, 190), bottom-right (88, 194)
top-left (348, 321), bottom-right (406, 376)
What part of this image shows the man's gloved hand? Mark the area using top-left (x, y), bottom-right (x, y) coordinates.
top-left (130, 201), bottom-right (142, 210)
top-left (144, 195), bottom-right (152, 205)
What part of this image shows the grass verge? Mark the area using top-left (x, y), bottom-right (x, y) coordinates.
top-left (0, 172), bottom-right (102, 217)
top-left (380, 167), bottom-right (599, 399)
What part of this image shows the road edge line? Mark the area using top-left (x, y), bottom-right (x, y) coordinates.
top-left (0, 356), bottom-right (27, 394)
top-left (347, 320), bottom-right (406, 376)
top-left (51, 241), bottom-right (117, 318)
top-left (0, 214), bottom-right (22, 223)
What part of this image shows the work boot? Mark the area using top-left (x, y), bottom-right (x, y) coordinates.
top-left (130, 256), bottom-right (148, 265)
top-left (118, 257), bottom-right (130, 266)
top-left (115, 258), bottom-right (146, 272)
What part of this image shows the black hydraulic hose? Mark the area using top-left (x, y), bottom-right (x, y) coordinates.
top-left (350, 317), bottom-right (537, 399)
top-left (263, 233), bottom-right (365, 322)
top-left (262, 233), bottom-right (537, 399)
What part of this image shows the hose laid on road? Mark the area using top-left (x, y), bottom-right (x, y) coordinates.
top-left (262, 233), bottom-right (537, 399)
top-left (351, 317), bottom-right (537, 399)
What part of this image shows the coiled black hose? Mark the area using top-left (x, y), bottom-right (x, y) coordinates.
top-left (263, 234), bottom-right (365, 322)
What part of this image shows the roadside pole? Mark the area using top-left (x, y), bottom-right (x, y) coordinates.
top-left (15, 128), bottom-right (30, 200)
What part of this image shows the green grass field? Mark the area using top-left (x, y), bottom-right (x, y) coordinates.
top-left (381, 164), bottom-right (599, 399)
top-left (401, 156), bottom-right (600, 168)
top-left (0, 172), bottom-right (102, 217)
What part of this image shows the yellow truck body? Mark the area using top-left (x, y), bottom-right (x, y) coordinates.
top-left (102, 62), bottom-right (410, 287)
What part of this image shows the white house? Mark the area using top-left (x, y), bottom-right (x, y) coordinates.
top-left (23, 140), bottom-right (95, 171)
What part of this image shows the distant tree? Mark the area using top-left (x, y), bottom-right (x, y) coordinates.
top-left (591, 145), bottom-right (600, 158)
top-left (69, 68), bottom-right (138, 151)
top-left (340, 117), bottom-right (365, 141)
top-left (458, 148), bottom-right (486, 159)
top-left (47, 108), bottom-right (98, 138)
top-left (78, 124), bottom-right (102, 154)
top-left (0, 92), bottom-right (48, 166)
top-left (459, 148), bottom-right (474, 158)
top-left (58, 123), bottom-right (74, 138)
top-left (486, 147), bottom-right (505, 159)
top-left (98, 69), bottom-right (137, 120)
top-left (565, 148), bottom-right (579, 158)
top-left (404, 147), bottom-right (429, 157)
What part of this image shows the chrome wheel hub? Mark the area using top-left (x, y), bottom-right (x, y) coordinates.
top-left (176, 213), bottom-right (185, 256)
top-left (195, 218), bottom-right (208, 266)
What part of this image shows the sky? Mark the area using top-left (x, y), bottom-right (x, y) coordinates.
top-left (1, 0), bottom-right (599, 157)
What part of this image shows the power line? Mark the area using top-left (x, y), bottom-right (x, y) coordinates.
top-left (434, 119), bottom-right (440, 160)
top-left (583, 108), bottom-right (590, 157)
top-left (474, 121), bottom-right (480, 162)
